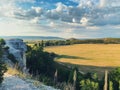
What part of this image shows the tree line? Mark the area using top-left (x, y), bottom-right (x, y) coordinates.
top-left (27, 38), bottom-right (120, 47)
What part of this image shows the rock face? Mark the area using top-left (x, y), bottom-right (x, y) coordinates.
top-left (5, 39), bottom-right (27, 69)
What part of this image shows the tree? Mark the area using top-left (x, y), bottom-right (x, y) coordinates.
top-left (68, 67), bottom-right (83, 90)
top-left (109, 67), bottom-right (120, 90)
top-left (0, 39), bottom-right (5, 46)
top-left (26, 45), bottom-right (55, 76)
top-left (0, 39), bottom-right (7, 84)
top-left (0, 59), bottom-right (7, 84)
top-left (7, 53), bottom-right (18, 64)
top-left (80, 79), bottom-right (99, 90)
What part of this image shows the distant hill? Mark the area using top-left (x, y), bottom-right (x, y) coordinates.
top-left (0, 36), bottom-right (64, 40)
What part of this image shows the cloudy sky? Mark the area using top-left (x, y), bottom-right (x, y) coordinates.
top-left (0, 0), bottom-right (120, 38)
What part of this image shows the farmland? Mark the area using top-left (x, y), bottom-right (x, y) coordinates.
top-left (45, 44), bottom-right (120, 77)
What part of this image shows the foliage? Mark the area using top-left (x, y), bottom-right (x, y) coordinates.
top-left (38, 74), bottom-right (53, 85)
top-left (30, 38), bottom-right (120, 48)
top-left (109, 67), bottom-right (120, 82)
top-left (7, 53), bottom-right (18, 64)
top-left (26, 45), bottom-right (32, 52)
top-left (0, 59), bottom-right (7, 84)
top-left (80, 79), bottom-right (99, 90)
top-left (68, 67), bottom-right (83, 90)
top-left (26, 45), bottom-right (55, 77)
top-left (0, 39), bottom-right (5, 46)
top-left (109, 67), bottom-right (120, 90)
top-left (0, 39), bottom-right (7, 84)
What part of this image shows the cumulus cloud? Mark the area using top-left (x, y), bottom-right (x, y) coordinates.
top-left (99, 0), bottom-right (120, 7)
top-left (16, 6), bottom-right (43, 19)
top-left (45, 0), bottom-right (120, 26)
top-left (0, 0), bottom-right (120, 38)
top-left (1, 0), bottom-right (119, 26)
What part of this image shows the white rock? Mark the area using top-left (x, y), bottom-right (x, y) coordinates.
top-left (0, 73), bottom-right (59, 90)
top-left (5, 39), bottom-right (27, 68)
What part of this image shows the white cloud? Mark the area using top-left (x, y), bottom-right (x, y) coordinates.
top-left (80, 17), bottom-right (89, 26)
top-left (0, 0), bottom-right (120, 38)
top-left (44, 0), bottom-right (120, 26)
top-left (56, 2), bottom-right (67, 12)
top-left (1, 0), bottom-right (119, 26)
top-left (30, 17), bottom-right (40, 24)
top-left (99, 0), bottom-right (106, 8)
top-left (31, 7), bottom-right (42, 14)
top-left (16, 0), bottom-right (35, 3)
top-left (86, 26), bottom-right (100, 30)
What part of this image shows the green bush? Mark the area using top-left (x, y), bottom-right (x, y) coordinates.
top-left (7, 53), bottom-right (18, 64)
top-left (80, 79), bottom-right (99, 90)
top-left (0, 59), bottom-right (7, 84)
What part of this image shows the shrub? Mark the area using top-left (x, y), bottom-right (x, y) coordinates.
top-left (7, 53), bottom-right (18, 64)
top-left (0, 60), bottom-right (7, 84)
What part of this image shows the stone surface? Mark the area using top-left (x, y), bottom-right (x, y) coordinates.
top-left (0, 73), bottom-right (59, 90)
top-left (5, 39), bottom-right (27, 68)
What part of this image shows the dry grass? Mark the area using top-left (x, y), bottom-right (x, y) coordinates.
top-left (27, 43), bottom-right (34, 47)
top-left (6, 67), bottom-right (27, 78)
top-left (6, 67), bottom-right (20, 75)
top-left (45, 44), bottom-right (120, 77)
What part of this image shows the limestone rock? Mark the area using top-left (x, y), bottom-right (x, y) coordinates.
top-left (5, 39), bottom-right (27, 68)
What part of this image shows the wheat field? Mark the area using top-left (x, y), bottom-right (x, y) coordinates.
top-left (45, 44), bottom-right (120, 77)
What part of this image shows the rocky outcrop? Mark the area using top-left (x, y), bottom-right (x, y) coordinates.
top-left (0, 73), bottom-right (59, 90)
top-left (5, 39), bottom-right (27, 69)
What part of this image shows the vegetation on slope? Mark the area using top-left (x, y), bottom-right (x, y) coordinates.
top-left (0, 39), bottom-right (7, 84)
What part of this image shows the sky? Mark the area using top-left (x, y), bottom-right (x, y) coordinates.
top-left (0, 0), bottom-right (120, 38)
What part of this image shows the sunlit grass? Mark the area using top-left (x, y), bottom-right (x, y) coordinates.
top-left (27, 43), bottom-right (34, 47)
top-left (45, 44), bottom-right (120, 77)
top-left (6, 67), bottom-right (27, 79)
top-left (45, 44), bottom-right (120, 67)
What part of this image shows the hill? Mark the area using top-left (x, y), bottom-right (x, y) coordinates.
top-left (0, 36), bottom-right (64, 41)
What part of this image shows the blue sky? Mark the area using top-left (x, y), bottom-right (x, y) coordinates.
top-left (0, 0), bottom-right (120, 38)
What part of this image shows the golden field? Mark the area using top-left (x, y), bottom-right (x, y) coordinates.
top-left (45, 44), bottom-right (120, 77)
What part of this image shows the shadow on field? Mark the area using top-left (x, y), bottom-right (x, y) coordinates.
top-left (57, 62), bottom-right (117, 79)
top-left (57, 54), bottom-right (91, 60)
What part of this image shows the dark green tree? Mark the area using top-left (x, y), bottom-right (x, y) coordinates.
top-left (0, 39), bottom-right (7, 84)
top-left (109, 67), bottom-right (120, 90)
top-left (26, 45), bottom-right (55, 76)
top-left (0, 39), bottom-right (5, 46)
top-left (0, 59), bottom-right (7, 84)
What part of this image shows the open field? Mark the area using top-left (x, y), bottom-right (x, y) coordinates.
top-left (45, 44), bottom-right (120, 77)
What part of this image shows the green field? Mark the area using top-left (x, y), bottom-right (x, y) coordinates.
top-left (45, 44), bottom-right (120, 77)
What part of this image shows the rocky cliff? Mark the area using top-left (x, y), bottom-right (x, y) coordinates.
top-left (5, 39), bottom-right (27, 69)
